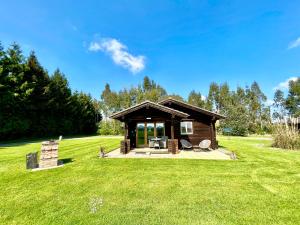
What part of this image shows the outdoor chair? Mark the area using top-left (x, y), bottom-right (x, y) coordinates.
top-left (198, 139), bottom-right (211, 151)
top-left (180, 139), bottom-right (193, 150)
top-left (159, 136), bottom-right (168, 148)
top-left (148, 136), bottom-right (154, 148)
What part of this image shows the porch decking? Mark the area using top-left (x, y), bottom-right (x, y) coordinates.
top-left (106, 148), bottom-right (232, 160)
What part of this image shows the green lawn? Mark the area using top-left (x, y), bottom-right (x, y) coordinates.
top-left (0, 136), bottom-right (299, 225)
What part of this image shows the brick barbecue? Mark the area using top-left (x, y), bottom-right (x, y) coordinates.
top-left (39, 141), bottom-right (59, 168)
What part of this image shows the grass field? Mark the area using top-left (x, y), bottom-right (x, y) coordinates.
top-left (0, 136), bottom-right (299, 225)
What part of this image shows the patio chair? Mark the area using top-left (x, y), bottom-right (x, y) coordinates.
top-left (198, 139), bottom-right (211, 150)
top-left (148, 136), bottom-right (155, 148)
top-left (180, 139), bottom-right (193, 150)
top-left (159, 136), bottom-right (168, 149)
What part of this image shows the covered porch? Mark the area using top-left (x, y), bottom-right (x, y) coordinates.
top-left (110, 101), bottom-right (189, 154)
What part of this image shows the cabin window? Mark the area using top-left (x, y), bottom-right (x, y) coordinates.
top-left (156, 123), bottom-right (165, 137)
top-left (180, 121), bottom-right (193, 135)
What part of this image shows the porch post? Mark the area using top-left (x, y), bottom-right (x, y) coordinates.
top-left (168, 115), bottom-right (178, 154)
top-left (121, 120), bottom-right (130, 154)
top-left (171, 114), bottom-right (175, 140)
top-left (124, 122), bottom-right (128, 140)
top-left (211, 119), bottom-right (217, 149)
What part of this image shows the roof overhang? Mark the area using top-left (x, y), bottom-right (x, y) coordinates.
top-left (158, 98), bottom-right (226, 119)
top-left (110, 100), bottom-right (189, 121)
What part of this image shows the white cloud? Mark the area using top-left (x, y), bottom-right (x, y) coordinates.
top-left (288, 37), bottom-right (300, 49)
top-left (273, 76), bottom-right (298, 91)
top-left (88, 38), bottom-right (145, 74)
top-left (89, 42), bottom-right (102, 51)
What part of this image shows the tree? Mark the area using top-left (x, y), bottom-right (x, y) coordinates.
top-left (0, 42), bottom-right (100, 140)
top-left (219, 83), bottom-right (231, 113)
top-left (285, 78), bottom-right (300, 117)
top-left (207, 82), bottom-right (220, 112)
top-left (272, 89), bottom-right (285, 120)
top-left (143, 76), bottom-right (152, 92)
top-left (188, 90), bottom-right (205, 107)
top-left (246, 81), bottom-right (268, 133)
top-left (160, 94), bottom-right (184, 102)
top-left (219, 86), bottom-right (250, 136)
top-left (100, 83), bottom-right (120, 118)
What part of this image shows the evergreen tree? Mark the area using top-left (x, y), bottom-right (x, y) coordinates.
top-left (188, 90), bottom-right (205, 107)
top-left (0, 42), bottom-right (100, 140)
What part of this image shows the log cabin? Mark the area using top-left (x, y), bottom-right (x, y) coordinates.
top-left (110, 98), bottom-right (225, 154)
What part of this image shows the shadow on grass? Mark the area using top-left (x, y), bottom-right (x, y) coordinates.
top-left (59, 158), bottom-right (74, 165)
top-left (218, 145), bottom-right (226, 149)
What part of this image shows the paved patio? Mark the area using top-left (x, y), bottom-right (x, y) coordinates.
top-left (106, 148), bottom-right (232, 160)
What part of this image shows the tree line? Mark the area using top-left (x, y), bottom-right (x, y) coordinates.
top-left (100, 76), bottom-right (299, 136)
top-left (1, 42), bottom-right (298, 139)
top-left (273, 79), bottom-right (300, 120)
top-left (0, 42), bottom-right (101, 140)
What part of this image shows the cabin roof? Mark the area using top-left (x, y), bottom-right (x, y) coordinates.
top-left (158, 97), bottom-right (226, 119)
top-left (110, 100), bottom-right (189, 120)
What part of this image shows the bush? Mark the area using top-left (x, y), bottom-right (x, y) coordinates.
top-left (272, 119), bottom-right (300, 150)
top-left (97, 120), bottom-right (123, 135)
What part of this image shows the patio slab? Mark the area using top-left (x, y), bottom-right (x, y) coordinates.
top-left (106, 148), bottom-right (232, 160)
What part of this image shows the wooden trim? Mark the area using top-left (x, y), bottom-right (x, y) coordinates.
top-left (180, 121), bottom-right (193, 135)
top-left (135, 121), bottom-right (166, 147)
top-left (110, 100), bottom-right (189, 120)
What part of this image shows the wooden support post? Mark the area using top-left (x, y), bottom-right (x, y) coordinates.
top-left (171, 115), bottom-right (175, 140)
top-left (124, 122), bottom-right (128, 140)
top-left (144, 122), bottom-right (147, 147)
top-left (210, 120), bottom-right (217, 149)
top-left (212, 120), bottom-right (217, 149)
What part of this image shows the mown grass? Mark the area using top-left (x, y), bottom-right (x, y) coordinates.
top-left (0, 136), bottom-right (299, 225)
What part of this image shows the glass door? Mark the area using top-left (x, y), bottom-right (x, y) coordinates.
top-left (156, 123), bottom-right (165, 137)
top-left (137, 123), bottom-right (145, 147)
top-left (147, 123), bottom-right (155, 144)
top-left (136, 122), bottom-right (166, 147)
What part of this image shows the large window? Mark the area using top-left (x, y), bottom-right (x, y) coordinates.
top-left (156, 123), bottom-right (165, 137)
top-left (180, 121), bottom-right (193, 135)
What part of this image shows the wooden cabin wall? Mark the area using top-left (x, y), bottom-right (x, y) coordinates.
top-left (160, 102), bottom-right (217, 148)
top-left (121, 103), bottom-right (219, 149)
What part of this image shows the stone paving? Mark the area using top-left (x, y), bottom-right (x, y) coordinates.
top-left (106, 148), bottom-right (232, 160)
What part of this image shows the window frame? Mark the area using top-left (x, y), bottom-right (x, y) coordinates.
top-left (180, 121), bottom-right (193, 135)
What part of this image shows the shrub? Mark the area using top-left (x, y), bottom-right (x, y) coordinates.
top-left (97, 120), bottom-right (123, 135)
top-left (272, 118), bottom-right (300, 150)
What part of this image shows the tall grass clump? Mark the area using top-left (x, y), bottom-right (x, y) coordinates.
top-left (272, 117), bottom-right (300, 150)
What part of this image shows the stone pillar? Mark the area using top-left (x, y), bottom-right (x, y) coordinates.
top-left (120, 139), bottom-right (130, 154)
top-left (168, 139), bottom-right (179, 154)
top-left (39, 141), bottom-right (58, 168)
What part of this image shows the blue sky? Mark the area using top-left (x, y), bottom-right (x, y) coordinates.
top-left (1, 0), bottom-right (300, 103)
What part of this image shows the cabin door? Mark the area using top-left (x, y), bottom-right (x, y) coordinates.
top-left (136, 123), bottom-right (146, 147)
top-left (136, 122), bottom-right (157, 147)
